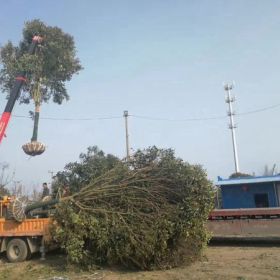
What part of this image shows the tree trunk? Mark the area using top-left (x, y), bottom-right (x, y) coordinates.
top-left (31, 103), bottom-right (40, 142)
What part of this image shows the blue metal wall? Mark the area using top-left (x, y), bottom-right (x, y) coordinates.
top-left (221, 182), bottom-right (278, 209)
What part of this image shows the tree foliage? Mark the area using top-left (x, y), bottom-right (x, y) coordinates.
top-left (0, 19), bottom-right (82, 105)
top-left (229, 172), bottom-right (253, 179)
top-left (53, 146), bottom-right (214, 270)
top-left (52, 146), bottom-right (120, 194)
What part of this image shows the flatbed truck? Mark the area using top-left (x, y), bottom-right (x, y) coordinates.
top-left (0, 217), bottom-right (51, 262)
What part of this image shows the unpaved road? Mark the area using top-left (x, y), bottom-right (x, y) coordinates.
top-left (0, 245), bottom-right (280, 280)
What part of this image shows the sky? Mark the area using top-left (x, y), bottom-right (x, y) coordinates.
top-left (1, 0), bottom-right (280, 192)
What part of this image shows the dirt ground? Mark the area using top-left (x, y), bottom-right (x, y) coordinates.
top-left (0, 244), bottom-right (280, 280)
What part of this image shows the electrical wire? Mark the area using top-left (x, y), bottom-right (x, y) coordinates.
top-left (130, 114), bottom-right (227, 122)
top-left (12, 115), bottom-right (123, 121)
top-left (237, 103), bottom-right (280, 116)
top-left (11, 102), bottom-right (280, 122)
top-left (131, 103), bottom-right (280, 122)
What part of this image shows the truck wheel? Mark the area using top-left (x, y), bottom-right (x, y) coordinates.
top-left (6, 239), bottom-right (28, 262)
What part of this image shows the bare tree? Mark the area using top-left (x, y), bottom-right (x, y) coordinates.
top-left (10, 181), bottom-right (25, 197)
top-left (30, 187), bottom-right (42, 202)
top-left (0, 162), bottom-right (14, 195)
top-left (263, 164), bottom-right (277, 176)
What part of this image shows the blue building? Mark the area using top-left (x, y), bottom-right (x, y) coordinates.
top-left (217, 175), bottom-right (280, 209)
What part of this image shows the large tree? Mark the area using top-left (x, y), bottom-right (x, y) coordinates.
top-left (54, 146), bottom-right (214, 269)
top-left (0, 19), bottom-right (82, 143)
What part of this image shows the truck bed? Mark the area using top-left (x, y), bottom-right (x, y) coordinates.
top-left (0, 218), bottom-right (51, 237)
top-left (208, 208), bottom-right (280, 240)
top-left (209, 207), bottom-right (280, 219)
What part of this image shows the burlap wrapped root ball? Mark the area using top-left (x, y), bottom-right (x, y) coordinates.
top-left (53, 158), bottom-right (214, 270)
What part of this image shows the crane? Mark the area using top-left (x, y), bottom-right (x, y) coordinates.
top-left (0, 35), bottom-right (43, 144)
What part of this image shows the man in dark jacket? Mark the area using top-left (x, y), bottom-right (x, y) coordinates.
top-left (41, 182), bottom-right (50, 199)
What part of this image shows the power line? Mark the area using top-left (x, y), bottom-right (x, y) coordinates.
top-left (11, 102), bottom-right (280, 122)
top-left (12, 115), bottom-right (123, 121)
top-left (130, 114), bottom-right (227, 122)
top-left (131, 103), bottom-right (280, 122)
top-left (237, 103), bottom-right (280, 116)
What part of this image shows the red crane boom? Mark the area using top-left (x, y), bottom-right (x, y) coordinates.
top-left (0, 35), bottom-right (42, 144)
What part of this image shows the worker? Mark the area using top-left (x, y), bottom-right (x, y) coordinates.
top-left (41, 182), bottom-right (50, 199)
top-left (62, 184), bottom-right (70, 197)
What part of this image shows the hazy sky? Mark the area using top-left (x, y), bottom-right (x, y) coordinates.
top-left (1, 0), bottom-right (280, 192)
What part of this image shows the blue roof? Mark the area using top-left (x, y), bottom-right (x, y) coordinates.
top-left (216, 174), bottom-right (280, 186)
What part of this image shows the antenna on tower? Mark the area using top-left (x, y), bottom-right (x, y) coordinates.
top-left (224, 82), bottom-right (240, 173)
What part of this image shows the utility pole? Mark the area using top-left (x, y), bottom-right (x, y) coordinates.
top-left (123, 110), bottom-right (130, 161)
top-left (224, 83), bottom-right (240, 173)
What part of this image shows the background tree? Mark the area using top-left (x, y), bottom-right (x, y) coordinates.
top-left (0, 19), bottom-right (82, 143)
top-left (263, 164), bottom-right (277, 176)
top-left (52, 146), bottom-right (120, 194)
top-left (0, 163), bottom-right (13, 196)
top-left (130, 146), bottom-right (176, 168)
top-left (229, 172), bottom-right (253, 179)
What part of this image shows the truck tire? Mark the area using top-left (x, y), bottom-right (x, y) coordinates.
top-left (6, 239), bottom-right (28, 262)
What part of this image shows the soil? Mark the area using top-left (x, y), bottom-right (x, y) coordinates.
top-left (0, 244), bottom-right (280, 280)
